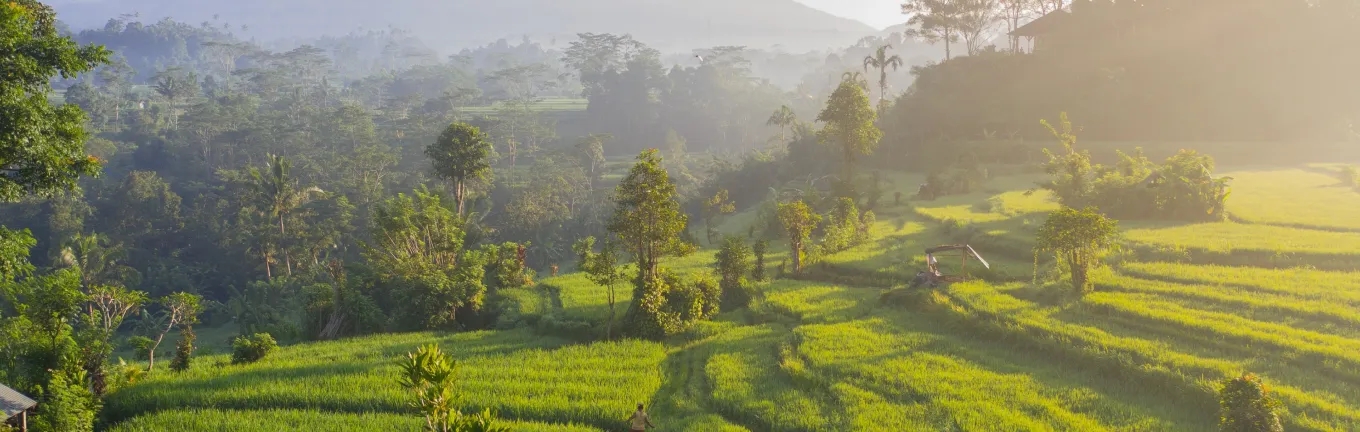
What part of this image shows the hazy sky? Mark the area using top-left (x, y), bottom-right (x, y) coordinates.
top-left (795, 0), bottom-right (904, 30)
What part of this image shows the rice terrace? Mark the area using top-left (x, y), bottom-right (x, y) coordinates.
top-left (3, 0), bottom-right (1359, 431)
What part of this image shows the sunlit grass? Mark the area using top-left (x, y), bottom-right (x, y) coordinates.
top-left (1226, 168), bottom-right (1360, 231)
top-left (107, 409), bottom-right (603, 432)
top-left (104, 329), bottom-right (665, 430)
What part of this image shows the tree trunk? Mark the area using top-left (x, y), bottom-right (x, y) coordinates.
top-left (263, 250), bottom-right (273, 281)
top-left (792, 240), bottom-right (803, 272)
top-left (945, 29), bottom-right (953, 60)
top-left (455, 180), bottom-right (466, 216)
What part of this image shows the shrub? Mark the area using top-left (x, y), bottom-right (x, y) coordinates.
top-left (231, 333), bottom-right (278, 365)
top-left (715, 236), bottom-right (754, 310)
top-left (820, 198), bottom-right (862, 254)
top-left (1035, 206), bottom-right (1119, 295)
top-left (1218, 374), bottom-right (1282, 432)
top-left (751, 240), bottom-right (769, 282)
top-left (623, 270), bottom-right (720, 340)
top-left (169, 327), bottom-right (195, 372)
top-left (1039, 113), bottom-right (1231, 221)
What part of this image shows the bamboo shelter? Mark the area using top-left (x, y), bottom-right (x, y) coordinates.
top-left (910, 244), bottom-right (991, 288)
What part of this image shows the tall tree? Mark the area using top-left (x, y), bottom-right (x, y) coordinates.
top-left (862, 45), bottom-right (905, 110)
top-left (249, 154), bottom-right (324, 278)
top-left (426, 122), bottom-right (493, 216)
top-left (903, 0), bottom-right (962, 60)
top-left (766, 105), bottom-right (798, 144)
top-left (0, 0), bottom-right (108, 203)
top-left (816, 77), bottom-right (882, 196)
top-left (954, 0), bottom-right (1001, 56)
top-left (607, 149), bottom-right (691, 282)
top-left (153, 67), bottom-right (199, 130)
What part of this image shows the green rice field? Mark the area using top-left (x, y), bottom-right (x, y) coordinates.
top-left (104, 163), bottom-right (1360, 431)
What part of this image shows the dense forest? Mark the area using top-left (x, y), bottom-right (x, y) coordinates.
top-left (4, 0), bottom-right (1360, 430)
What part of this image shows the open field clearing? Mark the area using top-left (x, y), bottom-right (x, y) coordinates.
top-left (106, 409), bottom-right (604, 432)
top-left (1226, 168), bottom-right (1360, 231)
top-left (104, 165), bottom-right (1360, 431)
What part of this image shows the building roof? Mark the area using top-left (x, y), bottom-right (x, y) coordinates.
top-left (0, 383), bottom-right (37, 420)
top-left (1010, 10), bottom-right (1071, 37)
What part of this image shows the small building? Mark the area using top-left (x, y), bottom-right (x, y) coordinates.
top-left (1009, 9), bottom-right (1072, 53)
top-left (1, 383), bottom-right (37, 432)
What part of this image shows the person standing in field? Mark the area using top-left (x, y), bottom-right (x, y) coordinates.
top-left (629, 403), bottom-right (655, 431)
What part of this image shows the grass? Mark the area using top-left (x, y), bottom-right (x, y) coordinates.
top-left (107, 164), bottom-right (1360, 431)
top-left (1226, 167), bottom-right (1360, 231)
top-left (106, 409), bottom-right (603, 431)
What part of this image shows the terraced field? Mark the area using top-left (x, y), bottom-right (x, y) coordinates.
top-left (105, 166), bottom-right (1360, 431)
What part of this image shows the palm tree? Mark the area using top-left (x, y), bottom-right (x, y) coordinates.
top-left (863, 45), bottom-right (904, 110)
top-left (59, 232), bottom-right (128, 289)
top-left (766, 105), bottom-right (798, 143)
top-left (249, 154), bottom-right (324, 277)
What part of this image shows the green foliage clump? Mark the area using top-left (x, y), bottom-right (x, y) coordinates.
top-left (1039, 113), bottom-right (1232, 221)
top-left (623, 269), bottom-right (719, 339)
top-left (572, 236), bottom-right (628, 339)
top-left (777, 199), bottom-right (822, 273)
top-left (168, 327), bottom-right (195, 372)
top-left (1035, 206), bottom-right (1119, 295)
top-left (715, 236), bottom-right (754, 311)
top-left (32, 369), bottom-right (98, 432)
top-left (397, 344), bottom-right (511, 432)
top-left (484, 242), bottom-right (532, 291)
top-left (817, 76), bottom-right (882, 196)
top-left (751, 240), bottom-right (769, 282)
top-left (231, 333), bottom-right (278, 365)
top-left (820, 198), bottom-right (861, 254)
top-left (1218, 374), bottom-right (1283, 432)
top-left (365, 188), bottom-right (488, 330)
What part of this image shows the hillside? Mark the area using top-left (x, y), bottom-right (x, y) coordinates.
top-left (49, 0), bottom-right (877, 52)
top-left (101, 155), bottom-right (1360, 431)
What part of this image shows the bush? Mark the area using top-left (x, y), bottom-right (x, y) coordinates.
top-left (1218, 374), bottom-right (1282, 432)
top-left (715, 236), bottom-right (753, 311)
top-left (623, 270), bottom-right (721, 340)
top-left (231, 333), bottom-right (278, 365)
top-left (169, 327), bottom-right (195, 372)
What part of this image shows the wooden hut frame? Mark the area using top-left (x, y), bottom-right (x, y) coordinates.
top-left (923, 244), bottom-right (991, 283)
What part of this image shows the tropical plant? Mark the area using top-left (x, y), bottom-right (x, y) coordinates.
top-left (777, 199), bottom-right (821, 273)
top-left (817, 76), bottom-right (882, 197)
top-left (1034, 206), bottom-right (1119, 295)
top-left (1218, 374), bottom-right (1283, 432)
top-left (427, 122), bottom-right (494, 216)
top-left (863, 45), bottom-right (904, 110)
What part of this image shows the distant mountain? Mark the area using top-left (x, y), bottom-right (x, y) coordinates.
top-left (49, 0), bottom-right (879, 53)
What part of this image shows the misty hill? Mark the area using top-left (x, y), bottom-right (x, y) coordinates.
top-left (50, 0), bottom-right (878, 53)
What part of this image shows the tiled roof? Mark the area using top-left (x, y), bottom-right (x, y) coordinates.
top-left (0, 383), bottom-right (37, 419)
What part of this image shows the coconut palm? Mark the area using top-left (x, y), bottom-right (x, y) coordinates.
top-left (863, 45), bottom-right (904, 110)
top-left (249, 154), bottom-right (324, 277)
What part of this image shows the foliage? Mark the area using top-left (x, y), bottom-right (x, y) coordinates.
top-left (1340, 165), bottom-right (1360, 190)
top-left (1034, 206), bottom-right (1119, 295)
top-left (702, 189), bottom-right (736, 245)
top-left (1218, 374), bottom-right (1283, 432)
top-left (427, 122), bottom-right (494, 215)
top-left (230, 333), bottom-right (278, 365)
top-left (715, 236), bottom-right (754, 311)
top-left (1038, 113), bottom-right (1232, 221)
top-left (0, 0), bottom-right (109, 203)
top-left (820, 198), bottom-right (864, 254)
top-left (169, 326), bottom-right (195, 372)
top-left (32, 368), bottom-right (97, 432)
top-left (483, 242), bottom-right (532, 291)
top-left (146, 292), bottom-right (203, 371)
top-left (816, 76), bottom-right (881, 196)
top-left (623, 268), bottom-right (718, 340)
top-left (571, 236), bottom-right (628, 339)
top-left (777, 200), bottom-right (821, 273)
top-left (608, 149), bottom-right (692, 282)
top-left (751, 240), bottom-right (768, 282)
top-left (397, 344), bottom-right (512, 432)
top-left (364, 188), bottom-right (488, 330)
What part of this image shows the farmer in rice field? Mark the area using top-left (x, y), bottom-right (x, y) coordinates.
top-left (629, 403), bottom-right (655, 431)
